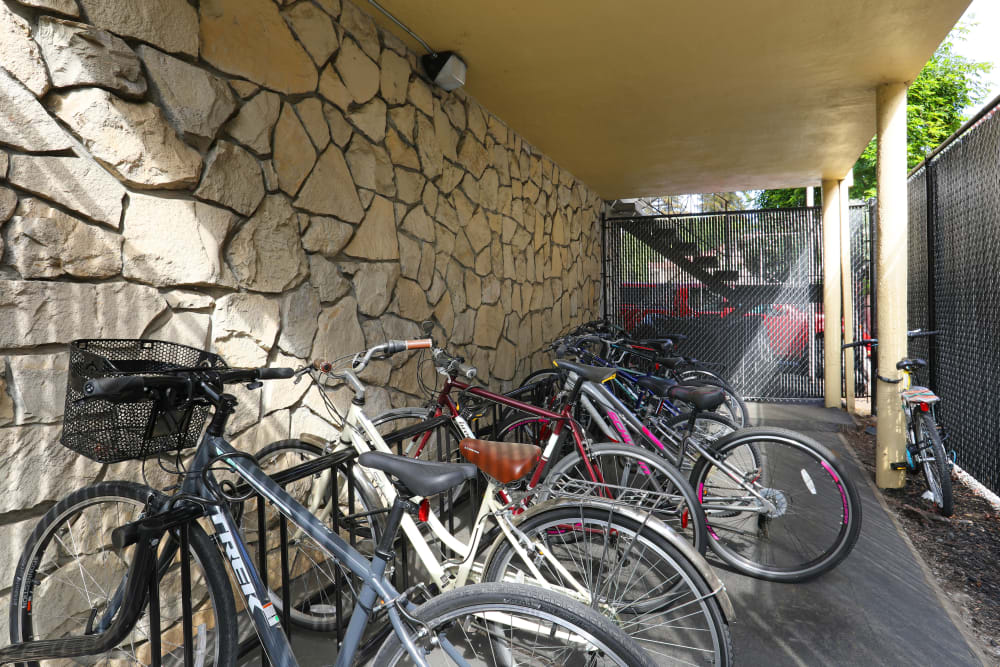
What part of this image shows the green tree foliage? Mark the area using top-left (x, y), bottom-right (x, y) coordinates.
top-left (756, 24), bottom-right (992, 206)
top-left (754, 187), bottom-right (821, 210)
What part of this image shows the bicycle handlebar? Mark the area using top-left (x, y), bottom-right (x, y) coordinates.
top-left (83, 367), bottom-right (295, 402)
top-left (431, 348), bottom-right (477, 380)
top-left (841, 329), bottom-right (939, 350)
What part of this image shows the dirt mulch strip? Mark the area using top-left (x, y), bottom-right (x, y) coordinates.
top-left (846, 418), bottom-right (1000, 663)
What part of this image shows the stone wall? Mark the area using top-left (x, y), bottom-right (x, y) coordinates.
top-left (0, 0), bottom-right (603, 612)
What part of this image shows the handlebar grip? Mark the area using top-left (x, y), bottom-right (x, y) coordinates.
top-left (457, 361), bottom-right (477, 379)
top-left (312, 359), bottom-right (334, 373)
top-left (84, 375), bottom-right (146, 402)
top-left (405, 339), bottom-right (433, 350)
top-left (258, 367), bottom-right (294, 380)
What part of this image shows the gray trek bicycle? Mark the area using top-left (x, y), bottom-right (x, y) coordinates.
top-left (4, 339), bottom-right (655, 667)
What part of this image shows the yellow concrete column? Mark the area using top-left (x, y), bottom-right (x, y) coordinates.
top-left (822, 178), bottom-right (841, 408)
top-left (875, 82), bottom-right (908, 489)
top-left (840, 171), bottom-right (855, 414)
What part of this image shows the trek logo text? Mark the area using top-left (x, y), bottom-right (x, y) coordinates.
top-left (211, 509), bottom-right (281, 627)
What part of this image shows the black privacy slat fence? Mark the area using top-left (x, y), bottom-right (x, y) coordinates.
top-left (603, 206), bottom-right (874, 402)
top-left (907, 97), bottom-right (1000, 495)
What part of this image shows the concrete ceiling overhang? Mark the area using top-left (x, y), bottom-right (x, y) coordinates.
top-left (367, 0), bottom-right (971, 199)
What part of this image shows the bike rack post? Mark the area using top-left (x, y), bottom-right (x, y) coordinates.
top-left (149, 559), bottom-right (162, 667)
top-left (257, 498), bottom-right (270, 667)
top-left (180, 523), bottom-right (194, 667)
top-left (279, 516), bottom-right (291, 638)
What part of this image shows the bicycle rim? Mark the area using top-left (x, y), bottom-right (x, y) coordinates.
top-left (483, 505), bottom-right (732, 665)
top-left (373, 582), bottom-right (656, 666)
top-left (10, 483), bottom-right (235, 667)
top-left (694, 429), bottom-right (861, 581)
top-left (917, 413), bottom-right (953, 516)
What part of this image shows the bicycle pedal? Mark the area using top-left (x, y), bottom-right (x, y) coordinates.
top-left (890, 462), bottom-right (908, 471)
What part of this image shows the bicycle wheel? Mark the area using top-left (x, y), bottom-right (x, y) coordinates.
top-left (9, 481), bottom-right (237, 667)
top-left (690, 427), bottom-right (862, 582)
top-left (674, 371), bottom-right (749, 428)
top-left (244, 439), bottom-right (382, 632)
top-left (542, 443), bottom-right (708, 553)
top-left (654, 411), bottom-right (739, 473)
top-left (372, 582), bottom-right (657, 666)
top-left (482, 504), bottom-right (733, 665)
top-left (916, 412), bottom-right (953, 517)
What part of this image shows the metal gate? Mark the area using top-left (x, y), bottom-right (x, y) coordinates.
top-left (603, 208), bottom-right (829, 401)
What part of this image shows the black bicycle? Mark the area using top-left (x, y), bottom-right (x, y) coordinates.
top-left (4, 339), bottom-right (655, 667)
top-left (844, 330), bottom-right (954, 516)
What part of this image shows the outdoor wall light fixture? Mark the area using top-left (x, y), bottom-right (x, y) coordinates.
top-left (367, 0), bottom-right (467, 91)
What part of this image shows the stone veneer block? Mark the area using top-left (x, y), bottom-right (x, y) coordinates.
top-left (5, 353), bottom-right (69, 424)
top-left (335, 38), bottom-right (379, 104)
top-left (313, 297), bottom-right (365, 370)
top-left (195, 140), bottom-right (265, 216)
top-left (0, 280), bottom-right (166, 347)
top-left (273, 103), bottom-right (316, 195)
top-left (282, 2), bottom-right (338, 66)
top-left (0, 424), bottom-right (102, 513)
top-left (123, 193), bottom-right (237, 287)
top-left (0, 2), bottom-right (51, 96)
top-left (301, 215), bottom-right (353, 257)
top-left (200, 0), bottom-right (317, 95)
top-left (212, 292), bottom-right (281, 351)
top-left (225, 90), bottom-right (281, 155)
top-left (0, 70), bottom-right (70, 152)
top-left (5, 198), bottom-right (122, 278)
top-left (35, 17), bottom-right (146, 99)
top-left (226, 195), bottom-right (308, 293)
top-left (7, 154), bottom-right (125, 228)
top-left (136, 45), bottom-right (237, 149)
top-left (277, 284), bottom-right (321, 358)
top-left (343, 195), bottom-right (398, 260)
top-left (48, 88), bottom-right (203, 189)
top-left (12, 0), bottom-right (79, 16)
top-left (348, 98), bottom-right (386, 143)
top-left (294, 145), bottom-right (364, 221)
top-left (379, 49), bottom-right (409, 105)
top-left (79, 0), bottom-right (198, 56)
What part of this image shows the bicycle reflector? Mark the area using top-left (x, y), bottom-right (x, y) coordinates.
top-left (418, 498), bottom-right (430, 522)
top-left (919, 403), bottom-right (930, 412)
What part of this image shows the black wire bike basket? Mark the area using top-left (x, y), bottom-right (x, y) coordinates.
top-left (61, 339), bottom-right (228, 463)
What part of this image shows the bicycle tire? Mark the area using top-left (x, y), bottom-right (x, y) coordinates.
top-left (246, 439), bottom-right (383, 632)
top-left (9, 481), bottom-right (237, 667)
top-left (481, 504), bottom-right (733, 665)
top-left (541, 443), bottom-right (708, 553)
top-left (917, 412), bottom-right (954, 517)
top-left (372, 581), bottom-right (657, 666)
top-left (690, 427), bottom-right (862, 582)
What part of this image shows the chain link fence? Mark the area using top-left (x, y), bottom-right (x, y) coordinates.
top-left (604, 208), bottom-right (826, 400)
top-left (907, 98), bottom-right (1000, 495)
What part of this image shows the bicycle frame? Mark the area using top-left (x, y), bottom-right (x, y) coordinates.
top-left (416, 376), bottom-right (601, 492)
top-left (182, 432), bottom-right (434, 667)
top-left (320, 399), bottom-right (604, 600)
top-left (576, 380), bottom-right (779, 514)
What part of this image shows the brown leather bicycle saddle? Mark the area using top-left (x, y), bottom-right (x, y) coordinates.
top-left (459, 438), bottom-right (541, 484)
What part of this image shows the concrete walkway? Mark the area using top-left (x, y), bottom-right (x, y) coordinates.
top-left (718, 403), bottom-right (984, 666)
